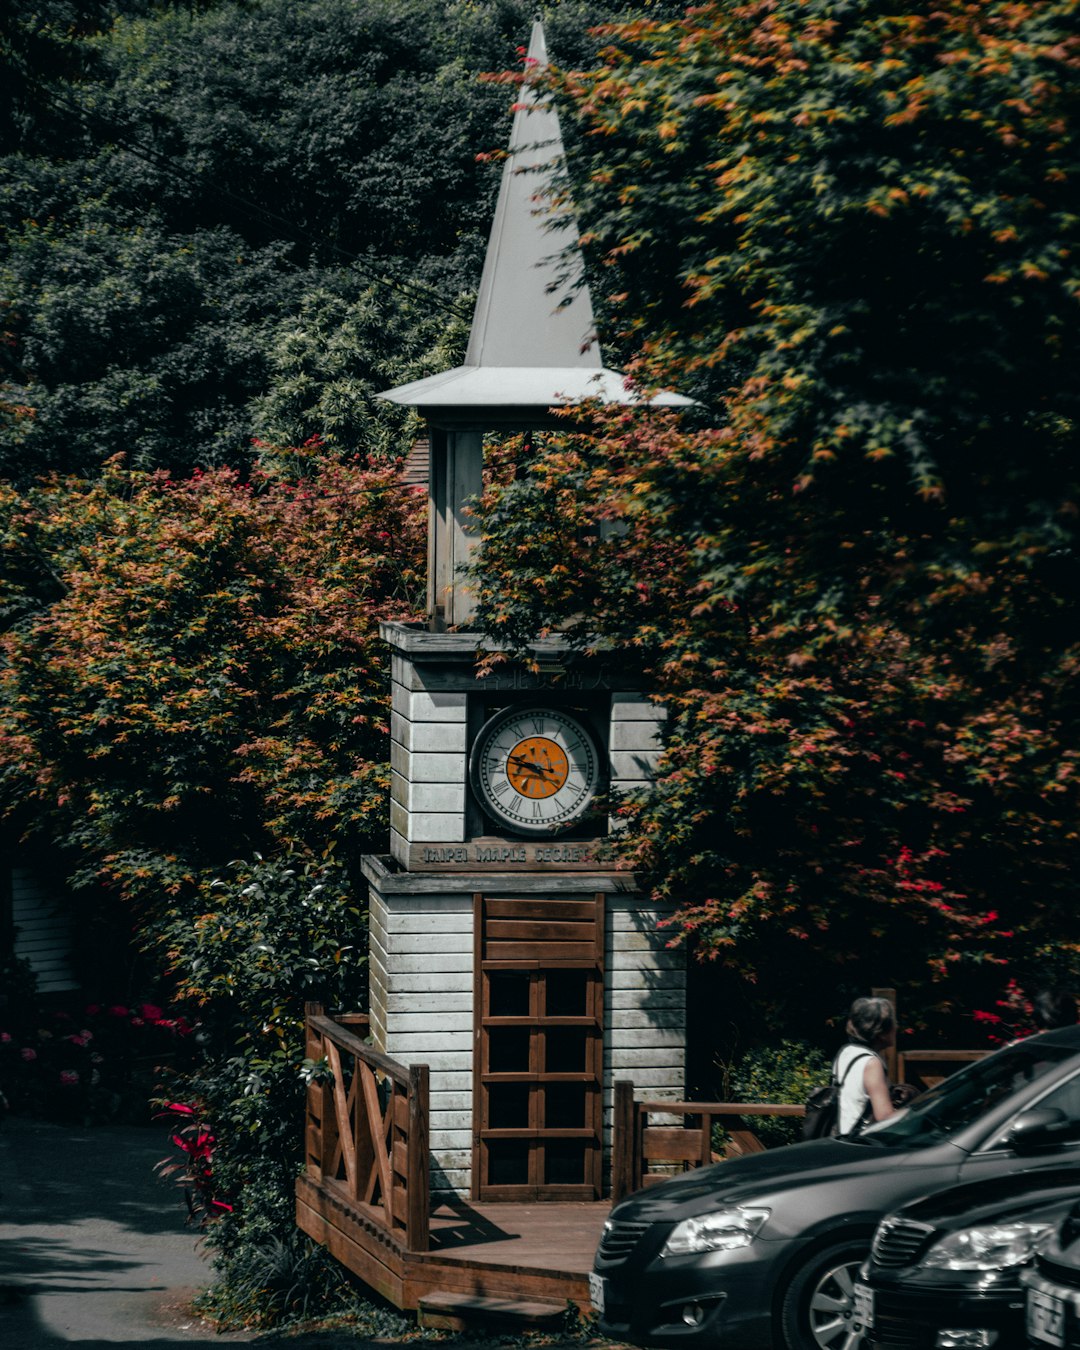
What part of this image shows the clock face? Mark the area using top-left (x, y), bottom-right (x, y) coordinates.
top-left (470, 706), bottom-right (601, 836)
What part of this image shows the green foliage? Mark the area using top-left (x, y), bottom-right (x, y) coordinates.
top-left (0, 450), bottom-right (422, 1319)
top-left (1, 204), bottom-right (299, 476)
top-left (730, 1041), bottom-right (831, 1148)
top-left (0, 0), bottom-right (691, 480)
top-left (194, 1225), bottom-right (373, 1330)
top-left (251, 280), bottom-right (469, 460)
top-left (474, 0), bottom-right (1080, 1033)
top-left (155, 854), bottom-right (369, 1326)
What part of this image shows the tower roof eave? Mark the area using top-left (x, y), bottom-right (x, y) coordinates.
top-left (376, 365), bottom-right (694, 409)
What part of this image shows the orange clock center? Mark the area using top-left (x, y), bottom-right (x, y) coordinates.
top-left (505, 737), bottom-right (570, 799)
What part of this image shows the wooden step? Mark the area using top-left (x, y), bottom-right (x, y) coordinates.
top-left (417, 1291), bottom-right (570, 1333)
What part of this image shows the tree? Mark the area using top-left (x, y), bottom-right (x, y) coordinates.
top-left (250, 279), bottom-right (469, 460)
top-left (474, 0), bottom-right (1080, 1035)
top-left (1, 0), bottom-right (676, 482)
top-left (0, 448), bottom-right (425, 906)
top-left (0, 447), bottom-right (426, 1317)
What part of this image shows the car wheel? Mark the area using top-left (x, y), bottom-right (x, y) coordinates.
top-left (779, 1239), bottom-right (870, 1350)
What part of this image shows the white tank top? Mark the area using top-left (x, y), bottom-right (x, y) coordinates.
top-left (835, 1043), bottom-right (881, 1136)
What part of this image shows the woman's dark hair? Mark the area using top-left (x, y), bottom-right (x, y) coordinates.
top-left (847, 996), bottom-right (895, 1047)
top-left (1032, 989), bottom-right (1078, 1031)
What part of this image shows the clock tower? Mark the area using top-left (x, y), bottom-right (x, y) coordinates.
top-left (367, 21), bottom-right (690, 1203)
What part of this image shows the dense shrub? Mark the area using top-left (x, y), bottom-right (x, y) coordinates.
top-left (730, 1040), bottom-right (832, 1148)
top-left (154, 853), bottom-right (369, 1327)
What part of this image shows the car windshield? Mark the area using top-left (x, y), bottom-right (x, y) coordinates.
top-left (855, 1039), bottom-right (1079, 1148)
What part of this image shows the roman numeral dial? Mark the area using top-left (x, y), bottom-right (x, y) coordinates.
top-left (469, 707), bottom-right (601, 836)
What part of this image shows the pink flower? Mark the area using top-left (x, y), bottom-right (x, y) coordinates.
top-left (108, 1005), bottom-right (129, 1017)
top-left (67, 1034), bottom-right (89, 1048)
top-left (59, 1070), bottom-right (79, 1086)
top-left (139, 1004), bottom-right (163, 1021)
top-left (84, 1004), bottom-right (101, 1015)
top-left (129, 1017), bottom-right (144, 1027)
top-left (0, 1031), bottom-right (11, 1043)
top-left (20, 1047), bottom-right (37, 1061)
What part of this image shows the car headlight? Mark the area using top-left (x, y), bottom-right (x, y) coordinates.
top-left (921, 1222), bottom-right (1054, 1271)
top-left (660, 1207), bottom-right (771, 1256)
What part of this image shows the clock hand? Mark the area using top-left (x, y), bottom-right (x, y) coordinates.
top-left (508, 754), bottom-right (556, 779)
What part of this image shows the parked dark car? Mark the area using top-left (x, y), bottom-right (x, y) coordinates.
top-left (855, 1168), bottom-right (1080, 1349)
top-left (591, 1027), bottom-right (1080, 1350)
top-left (1022, 1198), bottom-right (1080, 1348)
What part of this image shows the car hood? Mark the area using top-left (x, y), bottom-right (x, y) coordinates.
top-left (889, 1165), bottom-right (1080, 1235)
top-left (608, 1136), bottom-right (961, 1224)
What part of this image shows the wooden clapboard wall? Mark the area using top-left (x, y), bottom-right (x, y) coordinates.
top-left (368, 884), bottom-right (474, 1197)
top-left (8, 863), bottom-right (79, 993)
top-left (365, 853), bottom-right (688, 1199)
top-left (604, 895), bottom-right (686, 1171)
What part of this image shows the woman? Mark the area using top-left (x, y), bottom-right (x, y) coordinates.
top-left (835, 995), bottom-right (900, 1136)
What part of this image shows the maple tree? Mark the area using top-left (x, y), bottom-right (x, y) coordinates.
top-left (475, 0), bottom-right (1080, 1033)
top-left (0, 448), bottom-right (425, 907)
top-left (0, 448), bottom-right (426, 1313)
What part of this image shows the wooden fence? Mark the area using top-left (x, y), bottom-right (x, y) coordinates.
top-left (302, 1003), bottom-right (430, 1253)
top-left (611, 1082), bottom-right (808, 1202)
top-left (611, 1042), bottom-right (991, 1202)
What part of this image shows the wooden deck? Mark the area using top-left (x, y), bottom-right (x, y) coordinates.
top-left (297, 1004), bottom-right (990, 1326)
top-left (297, 1175), bottom-right (609, 1313)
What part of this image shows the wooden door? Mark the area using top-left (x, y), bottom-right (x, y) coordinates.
top-left (473, 894), bottom-right (604, 1201)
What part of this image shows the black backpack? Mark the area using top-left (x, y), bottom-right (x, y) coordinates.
top-left (802, 1050), bottom-right (874, 1140)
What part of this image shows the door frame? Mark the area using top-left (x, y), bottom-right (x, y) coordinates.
top-left (472, 891), bottom-right (605, 1201)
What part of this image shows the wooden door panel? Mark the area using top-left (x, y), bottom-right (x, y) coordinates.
top-left (474, 893), bottom-right (604, 1201)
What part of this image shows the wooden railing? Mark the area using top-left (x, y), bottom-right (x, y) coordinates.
top-left (611, 1045), bottom-right (991, 1202)
top-left (611, 1081), bottom-right (806, 1202)
top-left (898, 1048), bottom-right (988, 1091)
top-left (303, 1003), bottom-right (430, 1252)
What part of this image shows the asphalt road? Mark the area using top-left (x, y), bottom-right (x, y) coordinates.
top-left (0, 1112), bottom-right (259, 1347)
top-left (0, 1112), bottom-right (608, 1350)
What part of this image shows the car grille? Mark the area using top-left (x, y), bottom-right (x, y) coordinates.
top-left (871, 1217), bottom-right (937, 1268)
top-left (596, 1219), bottom-right (650, 1266)
top-left (868, 1288), bottom-right (1013, 1348)
top-left (867, 1316), bottom-right (935, 1349)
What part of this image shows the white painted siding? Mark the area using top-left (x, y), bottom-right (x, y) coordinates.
top-left (367, 889), bottom-right (475, 1199)
top-left (388, 685), bottom-right (468, 846)
top-left (11, 866), bottom-right (78, 993)
top-left (607, 694), bottom-right (666, 832)
top-left (366, 868), bottom-right (687, 1200)
top-left (604, 896), bottom-right (686, 1173)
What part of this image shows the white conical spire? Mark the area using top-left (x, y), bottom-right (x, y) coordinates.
top-left (464, 20), bottom-right (599, 370)
top-left (378, 21), bottom-right (691, 413)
